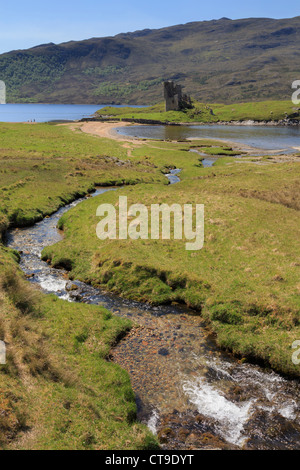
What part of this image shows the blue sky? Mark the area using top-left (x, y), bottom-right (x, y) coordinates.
top-left (0, 0), bottom-right (299, 54)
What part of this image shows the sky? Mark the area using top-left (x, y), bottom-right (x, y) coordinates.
top-left (0, 0), bottom-right (299, 54)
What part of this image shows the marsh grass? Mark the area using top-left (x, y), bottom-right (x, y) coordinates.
top-left (0, 122), bottom-right (162, 449)
top-left (99, 100), bottom-right (300, 123)
top-left (43, 160), bottom-right (300, 377)
top-left (0, 253), bottom-right (158, 449)
top-left (0, 123), bottom-right (165, 234)
top-left (0, 120), bottom-right (299, 449)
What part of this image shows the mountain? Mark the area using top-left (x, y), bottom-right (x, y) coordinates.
top-left (0, 16), bottom-right (300, 104)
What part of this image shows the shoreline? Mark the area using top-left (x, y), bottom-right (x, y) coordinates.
top-left (64, 121), bottom-right (300, 162)
top-left (89, 112), bottom-right (300, 127)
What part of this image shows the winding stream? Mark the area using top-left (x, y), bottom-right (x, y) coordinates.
top-left (6, 176), bottom-right (300, 450)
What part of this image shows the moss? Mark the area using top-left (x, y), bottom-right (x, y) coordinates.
top-left (209, 303), bottom-right (244, 325)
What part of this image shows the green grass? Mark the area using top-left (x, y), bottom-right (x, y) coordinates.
top-left (211, 101), bottom-right (300, 122)
top-left (0, 123), bottom-right (164, 233)
top-left (0, 122), bottom-right (163, 449)
top-left (212, 157), bottom-right (236, 166)
top-left (199, 147), bottom-right (243, 156)
top-left (0, 120), bottom-right (299, 450)
top-left (0, 255), bottom-right (158, 450)
top-left (42, 157), bottom-right (300, 377)
top-left (98, 100), bottom-right (300, 123)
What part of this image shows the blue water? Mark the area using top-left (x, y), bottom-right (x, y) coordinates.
top-left (117, 124), bottom-right (300, 153)
top-left (1, 105), bottom-right (299, 153)
top-left (0, 103), bottom-right (140, 123)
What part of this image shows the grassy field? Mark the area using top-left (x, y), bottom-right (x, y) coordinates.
top-left (98, 100), bottom-right (300, 123)
top-left (42, 145), bottom-right (300, 377)
top-left (0, 257), bottom-right (157, 449)
top-left (0, 122), bottom-right (161, 449)
top-left (0, 122), bottom-right (165, 232)
top-left (0, 120), bottom-right (299, 450)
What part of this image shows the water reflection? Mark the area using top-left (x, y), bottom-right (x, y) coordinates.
top-left (117, 124), bottom-right (300, 153)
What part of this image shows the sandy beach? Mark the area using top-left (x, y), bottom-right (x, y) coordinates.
top-left (64, 121), bottom-right (143, 142)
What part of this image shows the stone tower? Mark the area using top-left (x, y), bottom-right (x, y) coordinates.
top-left (164, 81), bottom-right (192, 112)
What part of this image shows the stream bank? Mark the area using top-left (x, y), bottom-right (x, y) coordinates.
top-left (6, 182), bottom-right (300, 450)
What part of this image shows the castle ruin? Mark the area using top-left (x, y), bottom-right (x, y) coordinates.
top-left (163, 81), bottom-right (193, 112)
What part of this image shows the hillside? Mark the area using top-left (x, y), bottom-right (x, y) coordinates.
top-left (0, 16), bottom-right (300, 104)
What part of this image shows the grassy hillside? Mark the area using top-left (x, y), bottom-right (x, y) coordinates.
top-left (98, 100), bottom-right (300, 123)
top-left (1, 16), bottom-right (300, 104)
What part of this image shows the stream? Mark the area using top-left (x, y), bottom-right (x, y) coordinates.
top-left (6, 174), bottom-right (300, 450)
